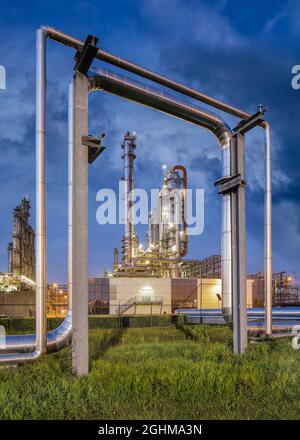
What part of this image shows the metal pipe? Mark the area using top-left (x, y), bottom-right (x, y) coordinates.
top-left (221, 142), bottom-right (232, 326)
top-left (90, 69), bottom-right (231, 146)
top-left (35, 28), bottom-right (47, 356)
top-left (0, 29), bottom-right (47, 363)
top-left (263, 122), bottom-right (273, 336)
top-left (0, 28), bottom-right (72, 363)
top-left (41, 26), bottom-right (250, 119)
top-left (68, 81), bottom-right (73, 313)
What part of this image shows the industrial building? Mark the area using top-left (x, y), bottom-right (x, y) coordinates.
top-left (7, 197), bottom-right (35, 280)
top-left (0, 152), bottom-right (298, 319)
top-left (248, 271), bottom-right (300, 307)
top-left (0, 198), bottom-right (36, 317)
top-left (87, 131), bottom-right (251, 315)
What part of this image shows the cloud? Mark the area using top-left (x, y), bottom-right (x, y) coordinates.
top-left (0, 0), bottom-right (299, 279)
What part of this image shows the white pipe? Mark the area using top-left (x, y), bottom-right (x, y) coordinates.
top-left (0, 29), bottom-right (47, 363)
top-left (0, 28), bottom-right (72, 363)
top-left (221, 142), bottom-right (232, 325)
top-left (35, 28), bottom-right (47, 355)
top-left (264, 122), bottom-right (273, 336)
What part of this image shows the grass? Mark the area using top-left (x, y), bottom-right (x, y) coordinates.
top-left (0, 324), bottom-right (300, 419)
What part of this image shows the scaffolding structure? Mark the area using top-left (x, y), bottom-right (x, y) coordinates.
top-left (179, 255), bottom-right (221, 279)
top-left (7, 197), bottom-right (35, 280)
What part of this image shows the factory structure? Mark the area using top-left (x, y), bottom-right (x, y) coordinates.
top-left (88, 131), bottom-right (299, 315)
top-left (0, 139), bottom-right (298, 318)
top-left (0, 197), bottom-right (36, 317)
top-left (97, 131), bottom-right (236, 313)
top-left (7, 197), bottom-right (35, 279)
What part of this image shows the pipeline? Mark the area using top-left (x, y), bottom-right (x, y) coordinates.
top-left (175, 308), bottom-right (299, 336)
top-left (41, 26), bottom-right (250, 119)
top-left (0, 26), bottom-right (272, 363)
top-left (90, 69), bottom-right (232, 146)
top-left (0, 29), bottom-right (72, 363)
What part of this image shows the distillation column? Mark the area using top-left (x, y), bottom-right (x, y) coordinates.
top-left (121, 132), bottom-right (136, 267)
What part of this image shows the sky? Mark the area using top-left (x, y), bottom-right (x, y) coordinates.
top-left (0, 0), bottom-right (299, 283)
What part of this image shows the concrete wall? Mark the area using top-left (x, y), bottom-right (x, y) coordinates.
top-left (196, 279), bottom-right (253, 308)
top-left (109, 277), bottom-right (171, 314)
top-left (196, 279), bottom-right (222, 308)
top-left (88, 277), bottom-right (254, 314)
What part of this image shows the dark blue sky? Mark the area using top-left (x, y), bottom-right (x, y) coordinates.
top-left (0, 0), bottom-right (299, 283)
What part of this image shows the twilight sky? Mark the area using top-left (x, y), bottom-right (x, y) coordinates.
top-left (0, 0), bottom-right (299, 283)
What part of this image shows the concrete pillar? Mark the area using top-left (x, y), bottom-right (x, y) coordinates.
top-left (71, 72), bottom-right (89, 376)
top-left (231, 133), bottom-right (247, 353)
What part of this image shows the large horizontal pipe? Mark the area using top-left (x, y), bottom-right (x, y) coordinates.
top-left (0, 312), bottom-right (72, 355)
top-left (176, 308), bottom-right (300, 334)
top-left (41, 26), bottom-right (250, 119)
top-left (90, 69), bottom-right (232, 146)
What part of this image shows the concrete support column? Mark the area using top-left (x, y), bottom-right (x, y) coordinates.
top-left (71, 72), bottom-right (89, 376)
top-left (231, 133), bottom-right (247, 353)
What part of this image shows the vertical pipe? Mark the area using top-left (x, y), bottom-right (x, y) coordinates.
top-left (264, 122), bottom-right (272, 336)
top-left (221, 141), bottom-right (232, 326)
top-left (68, 81), bottom-right (73, 312)
top-left (35, 28), bottom-right (47, 354)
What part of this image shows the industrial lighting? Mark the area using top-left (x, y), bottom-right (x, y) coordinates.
top-left (140, 286), bottom-right (154, 296)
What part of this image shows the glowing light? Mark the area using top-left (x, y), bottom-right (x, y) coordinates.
top-left (140, 286), bottom-right (154, 296)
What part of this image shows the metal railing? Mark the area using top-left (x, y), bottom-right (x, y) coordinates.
top-left (116, 295), bottom-right (163, 314)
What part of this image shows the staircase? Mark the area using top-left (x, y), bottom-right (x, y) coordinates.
top-left (116, 295), bottom-right (163, 314)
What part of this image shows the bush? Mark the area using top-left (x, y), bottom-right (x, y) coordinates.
top-left (0, 314), bottom-right (189, 333)
top-left (0, 317), bottom-right (64, 333)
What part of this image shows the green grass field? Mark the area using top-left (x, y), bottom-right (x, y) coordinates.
top-left (0, 324), bottom-right (300, 420)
